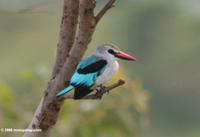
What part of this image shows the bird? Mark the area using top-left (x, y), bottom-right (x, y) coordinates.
top-left (56, 43), bottom-right (136, 99)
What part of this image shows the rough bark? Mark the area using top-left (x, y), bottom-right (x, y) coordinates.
top-left (23, 0), bottom-right (117, 137)
top-left (52, 0), bottom-right (79, 78)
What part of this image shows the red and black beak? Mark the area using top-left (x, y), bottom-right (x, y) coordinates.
top-left (114, 51), bottom-right (136, 61)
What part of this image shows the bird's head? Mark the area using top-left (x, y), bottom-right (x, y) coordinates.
top-left (95, 43), bottom-right (136, 61)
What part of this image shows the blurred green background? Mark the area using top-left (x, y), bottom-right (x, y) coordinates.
top-left (0, 0), bottom-right (200, 137)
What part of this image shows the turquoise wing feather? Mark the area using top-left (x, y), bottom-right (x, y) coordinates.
top-left (56, 85), bottom-right (74, 97)
top-left (71, 55), bottom-right (107, 87)
top-left (56, 55), bottom-right (107, 97)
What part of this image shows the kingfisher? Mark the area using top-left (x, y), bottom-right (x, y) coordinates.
top-left (56, 43), bottom-right (136, 99)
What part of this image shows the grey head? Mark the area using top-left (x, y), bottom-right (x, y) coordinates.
top-left (94, 43), bottom-right (136, 61)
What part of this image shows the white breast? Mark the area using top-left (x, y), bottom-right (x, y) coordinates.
top-left (95, 60), bottom-right (119, 86)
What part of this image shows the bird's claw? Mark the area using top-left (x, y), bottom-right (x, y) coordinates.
top-left (99, 85), bottom-right (110, 94)
top-left (94, 85), bottom-right (107, 98)
top-left (99, 85), bottom-right (106, 90)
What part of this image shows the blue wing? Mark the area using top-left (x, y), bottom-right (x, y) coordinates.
top-left (72, 55), bottom-right (107, 99)
top-left (56, 55), bottom-right (107, 98)
top-left (71, 55), bottom-right (107, 87)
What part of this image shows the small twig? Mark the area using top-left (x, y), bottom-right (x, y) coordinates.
top-left (62, 79), bottom-right (125, 100)
top-left (95, 0), bottom-right (116, 24)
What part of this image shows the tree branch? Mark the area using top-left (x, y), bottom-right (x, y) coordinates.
top-left (95, 0), bottom-right (116, 24)
top-left (60, 79), bottom-right (125, 100)
top-left (52, 0), bottom-right (79, 78)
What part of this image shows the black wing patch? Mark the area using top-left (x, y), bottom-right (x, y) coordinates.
top-left (77, 60), bottom-right (107, 74)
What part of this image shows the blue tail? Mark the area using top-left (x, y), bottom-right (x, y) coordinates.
top-left (56, 85), bottom-right (74, 97)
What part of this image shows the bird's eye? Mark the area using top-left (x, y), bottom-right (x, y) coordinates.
top-left (108, 49), bottom-right (115, 55)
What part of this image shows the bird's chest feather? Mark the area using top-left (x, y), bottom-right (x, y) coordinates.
top-left (95, 61), bottom-right (119, 85)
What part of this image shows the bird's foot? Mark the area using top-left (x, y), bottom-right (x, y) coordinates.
top-left (96, 85), bottom-right (105, 92)
top-left (99, 85), bottom-right (110, 94)
top-left (95, 85), bottom-right (107, 98)
top-left (100, 85), bottom-right (106, 91)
